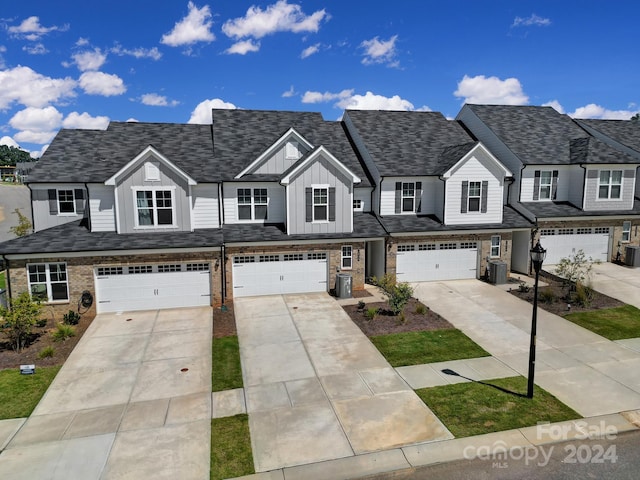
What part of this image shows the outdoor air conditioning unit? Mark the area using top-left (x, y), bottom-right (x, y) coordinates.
top-left (488, 260), bottom-right (507, 284)
top-left (625, 246), bottom-right (640, 267)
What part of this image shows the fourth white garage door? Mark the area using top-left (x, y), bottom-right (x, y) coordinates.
top-left (232, 252), bottom-right (328, 297)
top-left (539, 227), bottom-right (610, 265)
top-left (396, 242), bottom-right (478, 282)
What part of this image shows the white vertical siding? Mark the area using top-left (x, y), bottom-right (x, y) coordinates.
top-left (88, 184), bottom-right (116, 232)
top-left (354, 187), bottom-right (372, 212)
top-left (568, 167), bottom-right (585, 207)
top-left (192, 184), bottom-right (220, 228)
top-left (222, 182), bottom-right (285, 224)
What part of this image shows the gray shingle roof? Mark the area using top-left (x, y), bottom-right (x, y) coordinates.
top-left (569, 136), bottom-right (638, 164)
top-left (345, 110), bottom-right (476, 176)
top-left (521, 199), bottom-right (640, 219)
top-left (576, 119), bottom-right (640, 155)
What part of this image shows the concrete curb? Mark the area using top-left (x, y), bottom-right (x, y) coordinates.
top-left (228, 411), bottom-right (640, 480)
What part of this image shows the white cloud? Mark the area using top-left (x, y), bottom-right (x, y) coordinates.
top-left (161, 1), bottom-right (215, 47)
top-left (126, 118), bottom-right (139, 122)
top-left (569, 103), bottom-right (638, 120)
top-left (14, 130), bottom-right (58, 144)
top-left (337, 91), bottom-right (416, 111)
top-left (23, 43), bottom-right (48, 55)
top-left (7, 16), bottom-right (69, 41)
top-left (111, 45), bottom-right (162, 60)
top-left (301, 89), bottom-right (354, 104)
top-left (454, 75), bottom-right (529, 105)
top-left (188, 98), bottom-right (237, 123)
top-left (542, 100), bottom-right (565, 113)
top-left (76, 37), bottom-right (90, 47)
top-left (360, 35), bottom-right (399, 66)
top-left (62, 112), bottom-right (110, 129)
top-left (0, 66), bottom-right (76, 109)
top-left (30, 144), bottom-right (49, 158)
top-left (222, 0), bottom-right (328, 41)
top-left (282, 85), bottom-right (296, 98)
top-left (301, 43), bottom-right (320, 59)
top-left (512, 14), bottom-right (551, 28)
top-left (140, 93), bottom-right (180, 107)
top-left (0, 136), bottom-right (20, 148)
top-left (225, 39), bottom-right (261, 55)
top-left (9, 106), bottom-right (62, 132)
top-left (73, 48), bottom-right (107, 71)
top-left (79, 71), bottom-right (126, 96)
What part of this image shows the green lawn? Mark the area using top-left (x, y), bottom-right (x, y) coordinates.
top-left (0, 270), bottom-right (5, 290)
top-left (0, 366), bottom-right (61, 419)
top-left (212, 336), bottom-right (243, 392)
top-left (564, 305), bottom-right (640, 340)
top-left (370, 329), bottom-right (489, 367)
top-left (210, 414), bottom-right (254, 480)
top-left (416, 376), bottom-right (580, 438)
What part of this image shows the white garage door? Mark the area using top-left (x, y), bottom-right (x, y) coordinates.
top-left (540, 227), bottom-right (610, 265)
top-left (95, 263), bottom-right (211, 313)
top-left (396, 241), bottom-right (478, 282)
top-left (232, 252), bottom-right (327, 297)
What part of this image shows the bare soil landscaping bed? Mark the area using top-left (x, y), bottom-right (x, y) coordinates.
top-left (213, 303), bottom-right (237, 338)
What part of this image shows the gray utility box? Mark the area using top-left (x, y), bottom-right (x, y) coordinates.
top-left (626, 245), bottom-right (640, 267)
top-left (488, 260), bottom-right (507, 285)
top-left (335, 273), bottom-right (352, 299)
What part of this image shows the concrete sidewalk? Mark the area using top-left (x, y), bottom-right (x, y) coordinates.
top-left (589, 262), bottom-right (640, 309)
top-left (412, 280), bottom-right (640, 417)
top-left (0, 307), bottom-right (212, 480)
top-left (234, 293), bottom-right (452, 473)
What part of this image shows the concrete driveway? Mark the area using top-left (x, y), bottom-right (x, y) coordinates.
top-left (590, 262), bottom-right (640, 309)
top-left (412, 280), bottom-right (640, 418)
top-left (0, 307), bottom-right (212, 480)
top-left (234, 293), bottom-right (452, 473)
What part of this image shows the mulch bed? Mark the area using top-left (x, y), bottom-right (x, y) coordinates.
top-left (213, 302), bottom-right (237, 338)
top-left (508, 275), bottom-right (624, 316)
top-left (0, 312), bottom-right (94, 370)
top-left (343, 297), bottom-right (454, 337)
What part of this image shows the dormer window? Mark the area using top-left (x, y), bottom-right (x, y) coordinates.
top-left (467, 182), bottom-right (481, 212)
top-left (285, 141), bottom-right (300, 159)
top-left (533, 170), bottom-right (558, 201)
top-left (598, 170), bottom-right (622, 199)
top-left (135, 188), bottom-right (175, 227)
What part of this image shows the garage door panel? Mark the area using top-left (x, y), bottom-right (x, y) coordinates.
top-left (397, 246), bottom-right (477, 282)
top-left (540, 229), bottom-right (610, 265)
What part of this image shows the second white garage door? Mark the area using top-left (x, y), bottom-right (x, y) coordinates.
top-left (396, 242), bottom-right (478, 282)
top-left (232, 252), bottom-right (328, 297)
top-left (539, 227), bottom-right (610, 265)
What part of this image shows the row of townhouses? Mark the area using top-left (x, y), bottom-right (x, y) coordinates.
top-left (1, 104), bottom-right (639, 316)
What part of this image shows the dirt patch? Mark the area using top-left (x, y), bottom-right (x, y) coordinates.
top-left (213, 303), bottom-right (237, 338)
top-left (343, 297), bottom-right (454, 337)
top-left (0, 312), bottom-right (94, 370)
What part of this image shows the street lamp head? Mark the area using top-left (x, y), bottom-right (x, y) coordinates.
top-left (530, 240), bottom-right (547, 272)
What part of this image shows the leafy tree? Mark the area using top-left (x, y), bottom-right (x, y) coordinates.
top-left (631, 113), bottom-right (640, 122)
top-left (9, 208), bottom-right (32, 237)
top-left (372, 273), bottom-right (414, 315)
top-left (554, 249), bottom-right (598, 296)
top-left (0, 145), bottom-right (33, 166)
top-left (0, 291), bottom-right (43, 352)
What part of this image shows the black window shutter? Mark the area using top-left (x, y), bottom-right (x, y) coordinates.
top-left (415, 181), bottom-right (422, 213)
top-left (481, 180), bottom-right (488, 213)
top-left (305, 188), bottom-right (312, 222)
top-left (394, 182), bottom-right (401, 214)
top-left (460, 181), bottom-right (468, 213)
top-left (48, 189), bottom-right (58, 214)
top-left (551, 170), bottom-right (559, 200)
top-left (74, 189), bottom-right (85, 214)
top-left (329, 187), bottom-right (336, 221)
top-left (533, 171), bottom-right (541, 201)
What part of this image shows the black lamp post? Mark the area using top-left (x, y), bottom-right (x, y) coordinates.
top-left (527, 240), bottom-right (546, 399)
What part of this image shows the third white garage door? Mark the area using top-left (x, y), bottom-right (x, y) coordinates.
top-left (396, 241), bottom-right (478, 282)
top-left (539, 227), bottom-right (610, 265)
top-left (232, 252), bottom-right (328, 297)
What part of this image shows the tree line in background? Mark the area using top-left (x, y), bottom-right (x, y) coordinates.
top-left (0, 145), bottom-right (35, 166)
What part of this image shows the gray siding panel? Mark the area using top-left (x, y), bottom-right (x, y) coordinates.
top-left (584, 167), bottom-right (636, 211)
top-left (31, 185), bottom-right (87, 232)
top-left (254, 142), bottom-right (310, 174)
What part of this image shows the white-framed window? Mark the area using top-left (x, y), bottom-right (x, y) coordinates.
top-left (353, 199), bottom-right (363, 211)
top-left (144, 162), bottom-right (160, 181)
top-left (490, 235), bottom-right (501, 258)
top-left (538, 171), bottom-right (553, 200)
top-left (402, 182), bottom-right (415, 212)
top-left (341, 245), bottom-right (353, 269)
top-left (237, 188), bottom-right (268, 221)
top-left (313, 187), bottom-right (328, 221)
top-left (468, 181), bottom-right (482, 212)
top-left (135, 189), bottom-right (174, 227)
top-left (598, 170), bottom-right (622, 199)
top-left (28, 263), bottom-right (69, 302)
top-left (622, 221), bottom-right (631, 242)
top-left (58, 189), bottom-right (76, 214)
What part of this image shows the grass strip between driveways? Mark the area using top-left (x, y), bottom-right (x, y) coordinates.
top-left (564, 305), bottom-right (640, 340)
top-left (0, 271), bottom-right (5, 290)
top-left (212, 335), bottom-right (243, 392)
top-left (0, 366), bottom-right (61, 419)
top-left (211, 414), bottom-right (254, 480)
top-left (370, 329), bottom-right (490, 367)
top-left (416, 376), bottom-right (580, 438)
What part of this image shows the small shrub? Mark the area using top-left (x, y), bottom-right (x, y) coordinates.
top-left (357, 300), bottom-right (366, 310)
top-left (38, 345), bottom-right (55, 358)
top-left (572, 282), bottom-right (593, 307)
top-left (399, 311), bottom-right (406, 324)
top-left (415, 303), bottom-right (427, 315)
top-left (371, 274), bottom-right (414, 316)
top-left (0, 291), bottom-right (43, 352)
top-left (518, 281), bottom-right (530, 293)
top-left (36, 318), bottom-right (48, 328)
top-left (52, 323), bottom-right (76, 342)
top-left (62, 310), bottom-right (80, 325)
top-left (539, 288), bottom-right (556, 304)
top-left (365, 307), bottom-right (378, 320)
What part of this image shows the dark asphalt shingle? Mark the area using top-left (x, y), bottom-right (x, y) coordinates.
top-left (521, 198), bottom-right (640, 219)
top-left (577, 119), bottom-right (640, 155)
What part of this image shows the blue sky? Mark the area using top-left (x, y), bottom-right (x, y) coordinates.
top-left (1, 0), bottom-right (639, 157)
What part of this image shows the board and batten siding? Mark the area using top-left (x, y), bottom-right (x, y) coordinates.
top-left (88, 184), bottom-right (116, 232)
top-left (253, 141), bottom-right (310, 175)
top-left (287, 156), bottom-right (352, 235)
top-left (192, 184), bottom-right (220, 228)
top-left (222, 182), bottom-right (285, 224)
top-left (30, 184), bottom-right (86, 232)
top-left (444, 154), bottom-right (504, 225)
top-left (379, 177), bottom-right (436, 216)
top-left (583, 166), bottom-right (636, 211)
top-left (115, 160), bottom-right (191, 233)
top-left (520, 165), bottom-right (571, 202)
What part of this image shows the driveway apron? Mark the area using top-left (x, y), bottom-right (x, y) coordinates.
top-left (589, 262), bottom-right (640, 309)
top-left (413, 280), bottom-right (640, 418)
top-left (0, 307), bottom-right (212, 480)
top-left (234, 293), bottom-right (452, 472)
